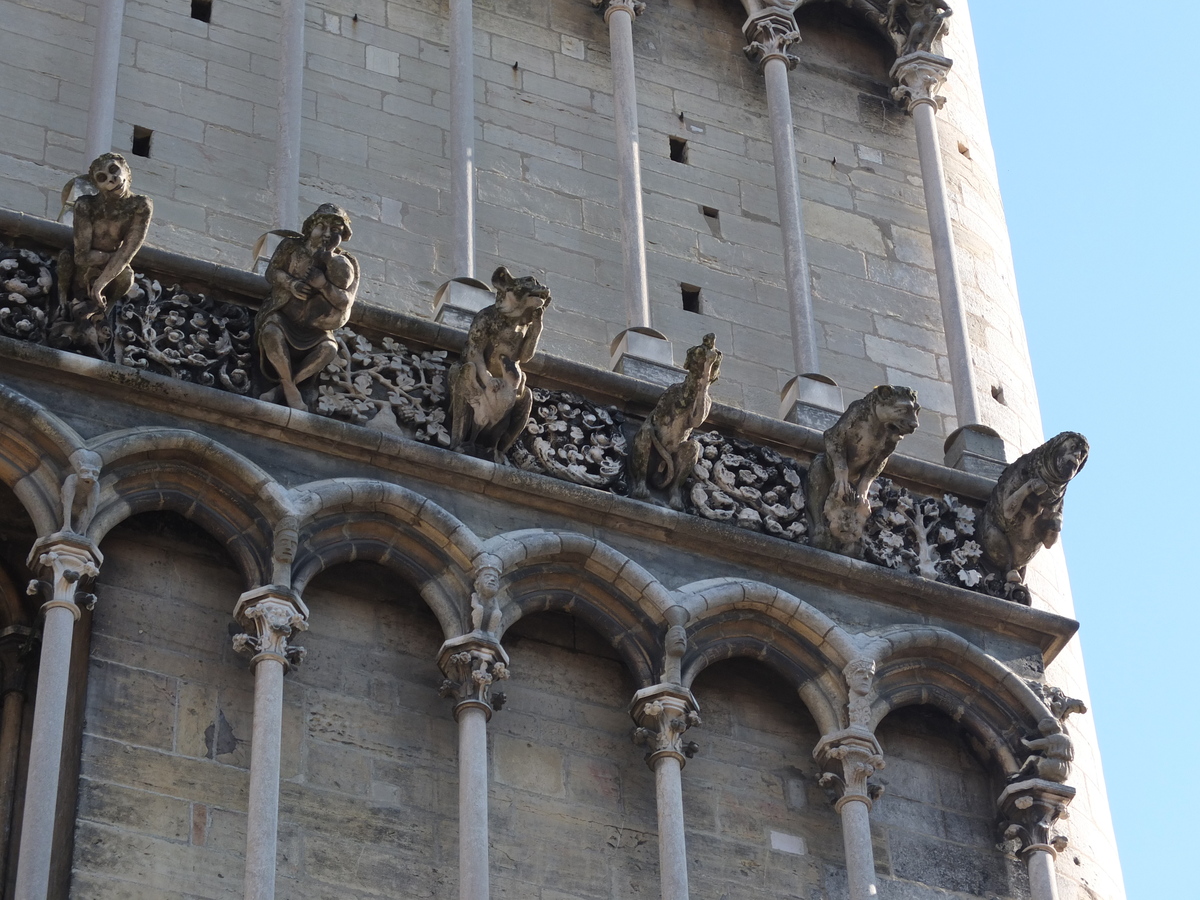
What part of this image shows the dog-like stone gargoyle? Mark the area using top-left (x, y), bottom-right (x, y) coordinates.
top-left (448, 266), bottom-right (550, 463)
top-left (979, 431), bottom-right (1088, 590)
top-left (630, 333), bottom-right (722, 511)
top-left (806, 385), bottom-right (920, 558)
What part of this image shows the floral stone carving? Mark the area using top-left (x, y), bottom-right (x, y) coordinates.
top-left (864, 478), bottom-right (984, 586)
top-left (805, 386), bottom-right (920, 558)
top-left (1, 246), bottom-right (55, 343)
top-left (630, 333), bottom-right (722, 510)
top-left (449, 267), bottom-right (550, 463)
top-left (510, 388), bottom-right (627, 490)
top-left (690, 431), bottom-right (806, 540)
top-left (886, 0), bottom-right (952, 56)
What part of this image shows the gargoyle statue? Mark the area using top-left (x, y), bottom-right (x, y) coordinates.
top-left (60, 449), bottom-right (102, 536)
top-left (806, 385), bottom-right (920, 558)
top-left (630, 334), bottom-right (722, 511)
top-left (979, 431), bottom-right (1088, 593)
top-left (886, 0), bottom-right (953, 57)
top-left (1009, 717), bottom-right (1074, 784)
top-left (448, 267), bottom-right (551, 463)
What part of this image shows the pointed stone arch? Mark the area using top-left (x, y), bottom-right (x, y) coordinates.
top-left (289, 479), bottom-right (482, 641)
top-left (0, 384), bottom-right (86, 536)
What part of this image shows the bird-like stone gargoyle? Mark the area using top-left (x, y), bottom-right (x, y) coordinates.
top-left (630, 333), bottom-right (722, 511)
top-left (257, 204), bottom-right (360, 411)
top-left (53, 152), bottom-right (152, 354)
top-left (979, 431), bottom-right (1088, 593)
top-left (886, 0), bottom-right (952, 57)
top-left (805, 385), bottom-right (920, 558)
top-left (448, 266), bottom-right (550, 463)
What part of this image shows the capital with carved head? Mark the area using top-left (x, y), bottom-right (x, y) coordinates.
top-left (998, 779), bottom-right (1075, 859)
top-left (630, 683), bottom-right (701, 769)
top-left (438, 634), bottom-right (510, 720)
top-left (232, 585), bottom-right (309, 671)
top-left (815, 728), bottom-right (886, 812)
top-left (890, 51), bottom-right (953, 113)
top-left (742, 8), bottom-right (802, 72)
top-left (25, 532), bottom-right (104, 622)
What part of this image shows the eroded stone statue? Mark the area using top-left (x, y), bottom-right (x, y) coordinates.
top-left (469, 561), bottom-right (504, 636)
top-left (257, 204), bottom-right (359, 411)
top-left (886, 0), bottom-right (952, 56)
top-left (1010, 717), bottom-right (1074, 784)
top-left (806, 385), bottom-right (920, 558)
top-left (54, 153), bottom-right (152, 352)
top-left (979, 432), bottom-right (1088, 588)
top-left (60, 448), bottom-right (102, 535)
top-left (630, 333), bottom-right (722, 511)
top-left (448, 266), bottom-right (550, 463)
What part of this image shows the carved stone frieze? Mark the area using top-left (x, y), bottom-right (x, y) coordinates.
top-left (690, 431), bottom-right (806, 540)
top-left (998, 779), bottom-right (1075, 859)
top-left (816, 730), bottom-right (885, 811)
top-left (232, 586), bottom-right (309, 670)
top-left (1, 247), bottom-right (54, 343)
top-left (631, 685), bottom-right (700, 768)
top-left (743, 9), bottom-right (802, 71)
top-left (864, 477), bottom-right (983, 584)
top-left (438, 636), bottom-right (510, 717)
top-left (510, 389), bottom-right (628, 490)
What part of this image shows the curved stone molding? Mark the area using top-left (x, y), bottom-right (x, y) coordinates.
top-left (0, 384), bottom-right (85, 536)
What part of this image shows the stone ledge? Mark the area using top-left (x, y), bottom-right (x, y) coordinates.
top-left (0, 336), bottom-right (1078, 663)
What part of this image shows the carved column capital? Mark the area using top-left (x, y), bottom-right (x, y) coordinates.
top-left (998, 780), bottom-right (1076, 859)
top-left (742, 9), bottom-right (802, 72)
top-left (593, 0), bottom-right (646, 23)
top-left (233, 586), bottom-right (309, 671)
top-left (890, 51), bottom-right (953, 113)
top-left (630, 683), bottom-right (701, 769)
top-left (25, 532), bottom-right (104, 621)
top-left (815, 729), bottom-right (885, 812)
top-left (438, 635), bottom-right (510, 720)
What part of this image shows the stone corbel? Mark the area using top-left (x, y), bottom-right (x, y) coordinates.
top-left (232, 585), bottom-right (309, 671)
top-left (890, 51), bottom-right (953, 113)
top-left (25, 532), bottom-right (104, 621)
top-left (631, 684), bottom-right (701, 768)
top-left (742, 9), bottom-right (802, 71)
top-left (998, 779), bottom-right (1075, 859)
top-left (438, 635), bottom-right (510, 720)
top-left (816, 729), bottom-right (886, 811)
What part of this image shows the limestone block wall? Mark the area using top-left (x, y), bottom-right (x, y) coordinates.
top-left (1, 0), bottom-right (1040, 462)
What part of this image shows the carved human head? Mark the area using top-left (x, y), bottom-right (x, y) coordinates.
top-left (302, 203), bottom-right (353, 243)
top-left (844, 658), bottom-right (876, 695)
top-left (89, 153), bottom-right (131, 196)
top-left (273, 515), bottom-right (300, 565)
top-left (474, 564), bottom-right (501, 598)
top-left (665, 624), bottom-right (688, 658)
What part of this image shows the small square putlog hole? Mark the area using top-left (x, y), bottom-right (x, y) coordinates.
top-left (681, 283), bottom-right (702, 313)
top-left (669, 136), bottom-right (688, 163)
top-left (131, 126), bottom-right (153, 158)
top-left (191, 0), bottom-right (212, 22)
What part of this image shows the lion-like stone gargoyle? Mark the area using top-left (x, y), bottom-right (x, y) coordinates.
top-left (805, 385), bottom-right (920, 558)
top-left (448, 266), bottom-right (550, 463)
top-left (630, 333), bottom-right (722, 511)
top-left (979, 431), bottom-right (1088, 593)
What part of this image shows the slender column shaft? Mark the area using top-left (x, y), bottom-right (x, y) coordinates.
top-left (243, 658), bottom-right (285, 900)
top-left (13, 605), bottom-right (76, 900)
top-left (653, 754), bottom-right (689, 900)
top-left (275, 0), bottom-right (306, 229)
top-left (911, 99), bottom-right (980, 426)
top-left (450, 0), bottom-right (476, 277)
top-left (84, 0), bottom-right (126, 161)
top-left (762, 57), bottom-right (819, 376)
top-left (838, 797), bottom-right (878, 900)
top-left (1027, 849), bottom-right (1060, 900)
top-left (457, 705), bottom-right (490, 900)
top-left (0, 689), bottom-right (27, 888)
top-left (606, 4), bottom-right (651, 329)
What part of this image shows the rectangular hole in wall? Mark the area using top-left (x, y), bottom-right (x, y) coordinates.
top-left (681, 283), bottom-right (702, 314)
top-left (669, 136), bottom-right (688, 163)
top-left (131, 126), bottom-right (153, 158)
top-left (701, 205), bottom-right (720, 236)
top-left (191, 0), bottom-right (212, 22)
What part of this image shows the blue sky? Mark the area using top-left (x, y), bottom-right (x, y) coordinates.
top-left (972, 2), bottom-right (1198, 897)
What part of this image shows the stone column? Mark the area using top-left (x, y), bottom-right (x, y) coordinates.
top-left (438, 635), bottom-right (510, 900)
top-left (450, 0), bottom-right (476, 277)
top-left (631, 684), bottom-right (700, 900)
top-left (815, 729), bottom-right (885, 900)
top-left (84, 0), bottom-right (126, 161)
top-left (891, 53), bottom-right (1002, 469)
top-left (998, 780), bottom-right (1075, 900)
top-left (0, 627), bottom-right (32, 891)
top-left (275, 0), bottom-right (306, 229)
top-left (232, 586), bottom-right (309, 900)
top-left (14, 533), bottom-right (102, 900)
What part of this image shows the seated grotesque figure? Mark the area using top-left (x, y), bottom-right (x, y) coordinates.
top-left (1010, 718), bottom-right (1074, 784)
top-left (448, 267), bottom-right (550, 463)
top-left (55, 153), bottom-right (152, 352)
top-left (630, 333), bottom-right (722, 511)
top-left (257, 204), bottom-right (359, 411)
top-left (979, 431), bottom-right (1088, 588)
top-left (805, 385), bottom-right (920, 558)
top-left (886, 0), bottom-right (953, 56)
